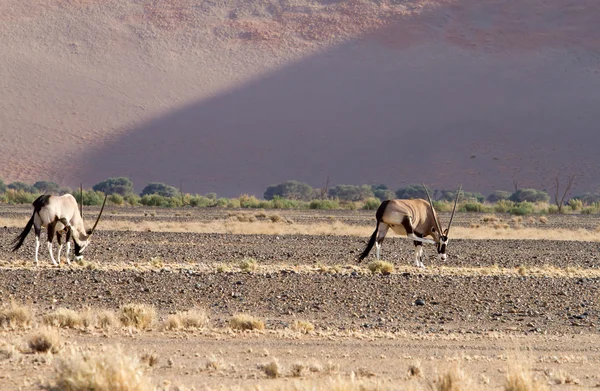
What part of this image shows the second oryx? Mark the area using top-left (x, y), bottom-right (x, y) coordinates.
top-left (358, 185), bottom-right (461, 268)
top-left (12, 192), bottom-right (107, 266)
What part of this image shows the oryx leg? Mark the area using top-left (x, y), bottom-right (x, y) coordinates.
top-left (413, 242), bottom-right (425, 268)
top-left (375, 223), bottom-right (389, 260)
top-left (46, 223), bottom-right (58, 266)
top-left (64, 227), bottom-right (72, 264)
top-left (56, 231), bottom-right (63, 264)
top-left (34, 225), bottom-right (42, 266)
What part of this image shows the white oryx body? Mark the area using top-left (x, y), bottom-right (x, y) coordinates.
top-left (359, 185), bottom-right (461, 268)
top-left (13, 193), bottom-right (106, 266)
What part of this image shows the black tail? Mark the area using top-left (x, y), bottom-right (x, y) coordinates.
top-left (12, 194), bottom-right (49, 252)
top-left (12, 214), bottom-right (35, 252)
top-left (358, 200), bottom-right (390, 261)
top-left (358, 226), bottom-right (378, 261)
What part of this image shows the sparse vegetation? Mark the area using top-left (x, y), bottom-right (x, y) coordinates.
top-left (28, 328), bottom-right (62, 354)
top-left (0, 301), bottom-right (32, 328)
top-left (229, 314), bottom-right (265, 331)
top-left (240, 258), bottom-right (258, 272)
top-left (119, 304), bottom-right (156, 330)
top-left (43, 308), bottom-right (82, 329)
top-left (291, 320), bottom-right (315, 334)
top-left (435, 366), bottom-right (472, 391)
top-left (368, 260), bottom-right (394, 274)
top-left (45, 346), bottom-right (153, 391)
top-left (163, 308), bottom-right (208, 330)
top-left (504, 364), bottom-right (549, 391)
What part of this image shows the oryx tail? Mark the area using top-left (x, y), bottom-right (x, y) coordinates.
top-left (359, 200), bottom-right (389, 261)
top-left (12, 195), bottom-right (50, 251)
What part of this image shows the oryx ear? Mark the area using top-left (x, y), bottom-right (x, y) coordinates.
top-left (431, 226), bottom-right (437, 233)
top-left (444, 228), bottom-right (449, 236)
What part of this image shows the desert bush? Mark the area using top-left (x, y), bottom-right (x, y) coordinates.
top-left (259, 359), bottom-right (281, 378)
top-left (164, 308), bottom-right (208, 330)
top-left (271, 196), bottom-right (302, 209)
top-left (240, 258), bottom-right (258, 272)
top-left (328, 184), bottom-right (374, 202)
top-left (504, 365), bottom-right (549, 391)
top-left (510, 188), bottom-right (550, 203)
top-left (264, 181), bottom-right (314, 201)
top-left (581, 206), bottom-right (599, 215)
top-left (509, 202), bottom-right (535, 216)
top-left (494, 199), bottom-right (514, 213)
top-left (432, 200), bottom-right (453, 212)
top-left (189, 195), bottom-right (217, 207)
top-left (96, 310), bottom-right (118, 330)
top-left (140, 182), bottom-right (178, 197)
top-left (309, 199), bottom-right (340, 210)
top-left (108, 193), bottom-right (124, 206)
top-left (461, 201), bottom-right (489, 213)
top-left (123, 194), bottom-right (140, 206)
top-left (28, 328), bottom-right (62, 354)
top-left (0, 301), bottom-right (32, 328)
top-left (568, 198), bottom-right (583, 211)
top-left (45, 345), bottom-right (153, 391)
top-left (435, 366), bottom-right (472, 391)
top-left (93, 177), bottom-right (134, 196)
top-left (368, 260), bottom-right (394, 274)
top-left (8, 181), bottom-right (36, 193)
top-left (76, 190), bottom-right (106, 206)
top-left (33, 181), bottom-right (60, 193)
top-left (119, 304), bottom-right (156, 330)
top-left (487, 190), bottom-right (512, 203)
top-left (0, 178), bottom-right (6, 193)
top-left (547, 204), bottom-right (560, 214)
top-left (5, 189), bottom-right (38, 204)
top-left (139, 194), bottom-right (182, 207)
top-left (43, 308), bottom-right (82, 329)
top-left (362, 197), bottom-right (381, 210)
top-left (291, 320), bottom-right (315, 334)
top-left (229, 314), bottom-right (265, 331)
top-left (239, 194), bottom-right (261, 208)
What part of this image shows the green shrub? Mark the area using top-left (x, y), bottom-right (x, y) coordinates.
top-left (271, 196), bottom-right (302, 209)
top-left (432, 200), bottom-right (452, 212)
top-left (140, 194), bottom-right (182, 207)
top-left (461, 202), bottom-right (486, 212)
top-left (239, 194), bottom-right (261, 208)
top-left (124, 194), bottom-right (140, 206)
top-left (547, 204), bottom-right (560, 214)
top-left (108, 193), bottom-right (124, 206)
top-left (568, 198), bottom-right (583, 211)
top-left (362, 197), bottom-right (381, 210)
top-left (494, 199), bottom-right (514, 213)
top-left (309, 199), bottom-right (340, 210)
top-left (509, 202), bottom-right (534, 216)
top-left (189, 195), bottom-right (217, 207)
top-left (226, 198), bottom-right (240, 208)
top-left (6, 189), bottom-right (38, 204)
top-left (581, 206), bottom-right (599, 215)
top-left (140, 182), bottom-right (179, 197)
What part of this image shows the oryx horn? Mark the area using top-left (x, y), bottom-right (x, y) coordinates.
top-left (89, 194), bottom-right (108, 235)
top-left (422, 184), bottom-right (443, 235)
top-left (445, 185), bottom-right (462, 236)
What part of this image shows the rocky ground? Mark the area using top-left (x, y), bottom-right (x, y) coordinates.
top-left (1, 207), bottom-right (600, 390)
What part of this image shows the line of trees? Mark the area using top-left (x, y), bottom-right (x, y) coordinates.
top-left (1, 177), bottom-right (599, 215)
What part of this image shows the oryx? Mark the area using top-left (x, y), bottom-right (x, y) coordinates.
top-left (358, 185), bottom-right (461, 268)
top-left (12, 192), bottom-right (107, 266)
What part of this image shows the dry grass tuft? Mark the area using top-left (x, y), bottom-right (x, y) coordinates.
top-left (368, 260), bottom-right (394, 274)
top-left (164, 308), bottom-right (208, 330)
top-left (435, 366), bottom-right (472, 391)
top-left (45, 345), bottom-right (153, 391)
top-left (28, 328), bottom-right (62, 354)
top-left (291, 362), bottom-right (306, 377)
top-left (0, 342), bottom-right (16, 361)
top-left (0, 301), bottom-right (32, 328)
top-left (119, 304), bottom-right (156, 330)
top-left (259, 359), bottom-right (281, 378)
top-left (538, 216), bottom-right (548, 224)
top-left (269, 214), bottom-right (284, 223)
top-left (550, 369), bottom-right (579, 385)
top-left (504, 365), bottom-right (549, 391)
top-left (97, 310), bottom-right (118, 330)
top-left (291, 320), bottom-right (315, 334)
top-left (140, 352), bottom-right (159, 368)
top-left (240, 258), bottom-right (258, 272)
top-left (408, 362), bottom-right (422, 378)
top-left (229, 314), bottom-right (265, 331)
top-left (43, 308), bottom-right (82, 328)
top-left (205, 354), bottom-right (225, 371)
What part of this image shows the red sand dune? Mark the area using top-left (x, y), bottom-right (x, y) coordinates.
top-left (1, 0), bottom-right (599, 196)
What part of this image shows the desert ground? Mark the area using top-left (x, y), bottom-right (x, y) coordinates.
top-left (1, 206), bottom-right (600, 390)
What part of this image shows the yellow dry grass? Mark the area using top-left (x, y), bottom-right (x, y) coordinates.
top-left (504, 364), bottom-right (549, 391)
top-left (0, 301), bottom-right (32, 329)
top-left (119, 304), bottom-right (156, 330)
top-left (43, 308), bottom-right (83, 329)
top-left (45, 345), bottom-right (153, 391)
top-left (367, 260), bottom-right (394, 274)
top-left (2, 216), bottom-right (600, 241)
top-left (28, 327), bottom-right (62, 354)
top-left (163, 308), bottom-right (208, 331)
top-left (229, 314), bottom-right (265, 331)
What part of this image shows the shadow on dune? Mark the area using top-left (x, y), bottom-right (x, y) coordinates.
top-left (82, 3), bottom-right (600, 196)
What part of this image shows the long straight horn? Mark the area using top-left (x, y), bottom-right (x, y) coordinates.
top-left (422, 184), bottom-right (443, 235)
top-left (79, 183), bottom-right (83, 218)
top-left (445, 185), bottom-right (462, 236)
top-left (89, 194), bottom-right (107, 235)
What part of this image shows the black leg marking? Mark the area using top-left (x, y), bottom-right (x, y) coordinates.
top-left (56, 232), bottom-right (63, 246)
top-left (47, 223), bottom-right (56, 243)
top-left (401, 216), bottom-right (414, 236)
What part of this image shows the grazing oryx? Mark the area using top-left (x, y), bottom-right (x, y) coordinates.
top-left (12, 192), bottom-right (107, 266)
top-left (358, 185), bottom-right (461, 268)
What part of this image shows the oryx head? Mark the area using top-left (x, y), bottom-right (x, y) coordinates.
top-left (73, 193), bottom-right (107, 260)
top-left (423, 184), bottom-right (462, 261)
